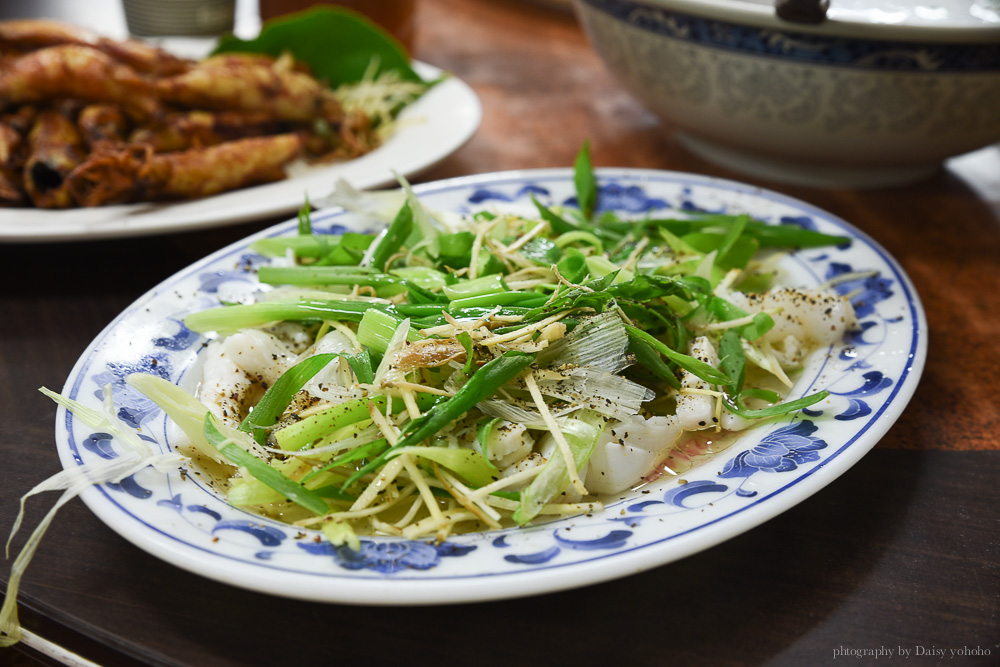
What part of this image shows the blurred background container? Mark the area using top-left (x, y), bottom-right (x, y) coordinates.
top-left (123, 0), bottom-right (236, 36)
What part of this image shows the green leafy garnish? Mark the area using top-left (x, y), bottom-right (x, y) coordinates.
top-left (573, 140), bottom-right (597, 219)
top-left (206, 416), bottom-right (329, 516)
top-left (213, 7), bottom-right (423, 88)
top-left (238, 354), bottom-right (336, 445)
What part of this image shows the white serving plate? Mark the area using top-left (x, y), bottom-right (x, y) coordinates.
top-left (0, 62), bottom-right (481, 243)
top-left (54, 168), bottom-right (926, 604)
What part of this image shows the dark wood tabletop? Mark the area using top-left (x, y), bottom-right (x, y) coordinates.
top-left (2, 0), bottom-right (998, 665)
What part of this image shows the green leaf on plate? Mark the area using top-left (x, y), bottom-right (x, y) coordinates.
top-left (212, 7), bottom-right (423, 88)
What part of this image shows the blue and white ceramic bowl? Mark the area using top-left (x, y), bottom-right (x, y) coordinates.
top-left (574, 0), bottom-right (1000, 187)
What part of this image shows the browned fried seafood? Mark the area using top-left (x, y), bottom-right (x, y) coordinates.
top-left (24, 110), bottom-right (85, 208)
top-left (155, 53), bottom-right (342, 122)
top-left (0, 121), bottom-right (24, 167)
top-left (0, 45), bottom-right (160, 118)
top-left (0, 19), bottom-right (390, 209)
top-left (0, 19), bottom-right (100, 50)
top-left (92, 38), bottom-right (191, 77)
top-left (68, 133), bottom-right (306, 206)
top-left (129, 110), bottom-right (286, 152)
top-left (0, 168), bottom-right (24, 205)
top-left (0, 19), bottom-right (191, 75)
top-left (77, 104), bottom-right (128, 152)
top-left (1, 105), bottom-right (37, 135)
top-left (0, 110), bottom-right (32, 205)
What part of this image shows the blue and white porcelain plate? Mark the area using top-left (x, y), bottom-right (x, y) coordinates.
top-left (55, 169), bottom-right (926, 604)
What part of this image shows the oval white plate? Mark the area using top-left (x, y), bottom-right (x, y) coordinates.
top-left (0, 62), bottom-right (480, 243)
top-left (56, 168), bottom-right (926, 604)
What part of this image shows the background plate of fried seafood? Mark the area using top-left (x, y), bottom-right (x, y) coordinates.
top-left (0, 19), bottom-right (481, 242)
top-left (53, 168), bottom-right (926, 604)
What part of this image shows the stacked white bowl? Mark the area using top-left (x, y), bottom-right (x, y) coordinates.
top-left (575, 0), bottom-right (1000, 187)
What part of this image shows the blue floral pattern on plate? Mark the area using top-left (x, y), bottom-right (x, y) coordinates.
top-left (53, 169), bottom-right (925, 604)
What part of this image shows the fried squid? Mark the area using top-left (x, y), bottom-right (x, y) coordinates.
top-left (0, 19), bottom-right (190, 75)
top-left (24, 109), bottom-right (85, 208)
top-left (0, 45), bottom-right (160, 119)
top-left (0, 18), bottom-right (393, 209)
top-left (155, 53), bottom-right (342, 123)
top-left (68, 133), bottom-right (306, 206)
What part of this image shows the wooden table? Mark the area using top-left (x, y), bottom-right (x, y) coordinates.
top-left (3, 1), bottom-right (999, 664)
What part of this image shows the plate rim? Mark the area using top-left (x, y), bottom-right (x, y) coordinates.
top-left (55, 166), bottom-right (928, 604)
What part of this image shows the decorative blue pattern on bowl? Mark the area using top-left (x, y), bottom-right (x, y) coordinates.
top-left (53, 169), bottom-right (925, 605)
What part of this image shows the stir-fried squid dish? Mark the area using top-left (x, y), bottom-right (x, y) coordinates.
top-left (0, 19), bottom-right (425, 208)
top-left (118, 150), bottom-right (857, 548)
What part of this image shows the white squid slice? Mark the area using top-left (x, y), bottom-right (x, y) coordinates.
top-left (200, 329), bottom-right (297, 427)
top-left (730, 287), bottom-right (856, 350)
top-left (586, 414), bottom-right (682, 495)
top-left (675, 336), bottom-right (750, 432)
